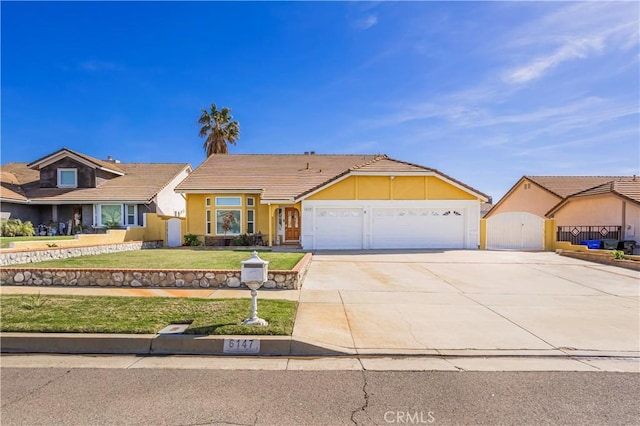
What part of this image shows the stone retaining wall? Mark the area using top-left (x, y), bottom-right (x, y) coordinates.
top-left (0, 241), bottom-right (163, 267)
top-left (558, 250), bottom-right (640, 272)
top-left (0, 252), bottom-right (313, 290)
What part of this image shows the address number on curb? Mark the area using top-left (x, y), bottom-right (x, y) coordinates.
top-left (223, 339), bottom-right (260, 354)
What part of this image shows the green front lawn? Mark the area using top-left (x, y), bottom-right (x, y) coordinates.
top-left (11, 249), bottom-right (305, 270)
top-left (0, 236), bottom-right (75, 249)
top-left (0, 294), bottom-right (297, 335)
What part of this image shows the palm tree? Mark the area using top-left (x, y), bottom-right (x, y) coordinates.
top-left (198, 103), bottom-right (240, 156)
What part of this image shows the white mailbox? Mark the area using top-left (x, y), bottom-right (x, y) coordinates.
top-left (241, 251), bottom-right (269, 284)
top-left (240, 251), bottom-right (269, 326)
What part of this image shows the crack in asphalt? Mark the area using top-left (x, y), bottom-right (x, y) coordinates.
top-left (350, 367), bottom-right (378, 426)
top-left (0, 368), bottom-right (72, 409)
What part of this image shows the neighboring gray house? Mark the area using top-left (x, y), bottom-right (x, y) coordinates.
top-left (1, 148), bottom-right (190, 233)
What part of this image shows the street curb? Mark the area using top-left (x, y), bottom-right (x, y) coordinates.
top-left (0, 333), bottom-right (349, 356)
top-left (2, 333), bottom-right (639, 359)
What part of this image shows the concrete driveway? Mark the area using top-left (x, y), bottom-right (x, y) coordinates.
top-left (292, 251), bottom-right (640, 356)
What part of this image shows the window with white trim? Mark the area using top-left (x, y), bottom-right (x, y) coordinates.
top-left (246, 197), bottom-right (255, 207)
top-left (100, 204), bottom-right (122, 226)
top-left (205, 197), bottom-right (211, 207)
top-left (216, 197), bottom-right (241, 206)
top-left (125, 204), bottom-right (137, 226)
top-left (206, 210), bottom-right (211, 234)
top-left (97, 204), bottom-right (138, 227)
top-left (247, 209), bottom-right (255, 234)
top-left (57, 168), bottom-right (78, 188)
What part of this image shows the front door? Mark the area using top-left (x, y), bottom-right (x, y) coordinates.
top-left (284, 207), bottom-right (300, 241)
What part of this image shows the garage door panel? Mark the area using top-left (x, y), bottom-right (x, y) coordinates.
top-left (372, 208), bottom-right (465, 249)
top-left (314, 208), bottom-right (363, 249)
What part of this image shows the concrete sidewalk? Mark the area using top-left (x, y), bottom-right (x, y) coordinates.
top-left (1, 250), bottom-right (639, 371)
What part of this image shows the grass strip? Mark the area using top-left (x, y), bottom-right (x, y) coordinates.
top-left (9, 249), bottom-right (305, 270)
top-left (0, 294), bottom-right (296, 335)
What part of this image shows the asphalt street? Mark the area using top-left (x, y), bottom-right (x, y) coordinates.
top-left (2, 360), bottom-right (639, 425)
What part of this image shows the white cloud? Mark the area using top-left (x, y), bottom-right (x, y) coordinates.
top-left (355, 14), bottom-right (378, 30)
top-left (504, 37), bottom-right (604, 84)
top-left (502, 2), bottom-right (639, 84)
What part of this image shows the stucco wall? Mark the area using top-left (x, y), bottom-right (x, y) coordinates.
top-left (185, 193), bottom-right (270, 239)
top-left (307, 175), bottom-right (478, 201)
top-left (489, 179), bottom-right (561, 217)
top-left (5, 213), bottom-right (176, 250)
top-left (155, 167), bottom-right (190, 217)
top-left (552, 195), bottom-right (623, 226)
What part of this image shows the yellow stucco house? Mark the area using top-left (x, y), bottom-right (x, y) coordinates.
top-left (175, 154), bottom-right (489, 250)
top-left (484, 175), bottom-right (639, 251)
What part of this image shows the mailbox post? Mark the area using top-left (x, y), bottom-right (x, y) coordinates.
top-left (240, 251), bottom-right (269, 326)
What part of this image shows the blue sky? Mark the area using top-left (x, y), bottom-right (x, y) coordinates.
top-left (2, 1), bottom-right (638, 201)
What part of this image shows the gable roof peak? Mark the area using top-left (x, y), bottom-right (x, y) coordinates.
top-left (27, 147), bottom-right (125, 175)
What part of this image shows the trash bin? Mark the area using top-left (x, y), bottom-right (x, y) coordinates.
top-left (617, 240), bottom-right (637, 255)
top-left (601, 239), bottom-right (619, 250)
top-left (580, 240), bottom-right (603, 249)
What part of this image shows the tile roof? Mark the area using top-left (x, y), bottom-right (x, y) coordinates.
top-left (526, 176), bottom-right (624, 198)
top-left (570, 177), bottom-right (640, 203)
top-left (176, 154), bottom-right (383, 200)
top-left (0, 169), bottom-right (29, 201)
top-left (176, 154), bottom-right (488, 201)
top-left (1, 162), bottom-right (190, 203)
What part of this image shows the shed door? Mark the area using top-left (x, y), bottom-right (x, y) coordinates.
top-left (314, 208), bottom-right (364, 249)
top-left (486, 212), bottom-right (544, 250)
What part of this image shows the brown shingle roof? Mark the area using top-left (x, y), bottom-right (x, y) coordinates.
top-left (176, 154), bottom-right (489, 201)
top-left (1, 162), bottom-right (190, 203)
top-left (526, 176), bottom-right (624, 198)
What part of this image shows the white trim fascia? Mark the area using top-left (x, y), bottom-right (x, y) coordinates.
top-left (30, 151), bottom-right (124, 175)
top-left (26, 200), bottom-right (149, 205)
top-left (350, 171), bottom-right (436, 177)
top-left (175, 189), bottom-right (263, 195)
top-left (294, 172), bottom-right (353, 202)
top-left (0, 198), bottom-right (30, 204)
top-left (260, 199), bottom-right (294, 205)
top-left (432, 174), bottom-right (489, 202)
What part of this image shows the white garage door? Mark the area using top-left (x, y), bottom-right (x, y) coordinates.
top-left (372, 208), bottom-right (465, 249)
top-left (486, 212), bottom-right (544, 250)
top-left (314, 208), bottom-right (364, 249)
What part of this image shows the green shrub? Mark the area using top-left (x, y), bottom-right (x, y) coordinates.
top-left (231, 233), bottom-right (252, 246)
top-left (612, 250), bottom-right (625, 260)
top-left (0, 219), bottom-right (35, 237)
top-left (184, 233), bottom-right (202, 246)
